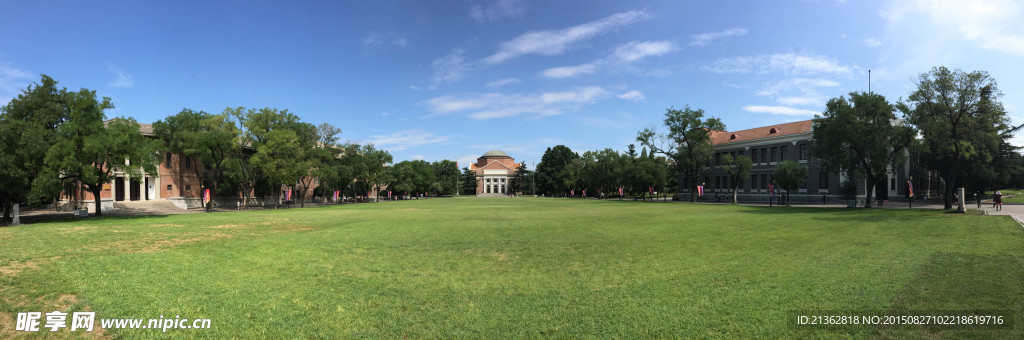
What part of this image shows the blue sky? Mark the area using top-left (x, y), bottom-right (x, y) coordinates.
top-left (2, 0), bottom-right (1022, 168)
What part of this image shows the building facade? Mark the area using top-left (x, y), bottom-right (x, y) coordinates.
top-left (681, 119), bottom-right (941, 203)
top-left (469, 150), bottom-right (521, 196)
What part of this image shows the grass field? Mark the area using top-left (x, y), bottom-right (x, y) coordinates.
top-left (1, 198), bottom-right (1022, 338)
top-left (996, 189), bottom-right (1024, 204)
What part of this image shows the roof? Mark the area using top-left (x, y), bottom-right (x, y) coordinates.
top-left (480, 150), bottom-right (511, 158)
top-left (103, 119), bottom-right (155, 136)
top-left (711, 119), bottom-right (813, 146)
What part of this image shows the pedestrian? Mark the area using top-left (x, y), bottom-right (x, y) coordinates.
top-left (995, 191), bottom-right (1003, 211)
top-left (976, 190), bottom-right (982, 209)
top-left (822, 194), bottom-right (826, 205)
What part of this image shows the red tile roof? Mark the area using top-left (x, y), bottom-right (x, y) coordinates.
top-left (711, 119), bottom-right (813, 146)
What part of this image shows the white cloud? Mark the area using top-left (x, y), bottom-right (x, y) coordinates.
top-left (690, 27), bottom-right (747, 47)
top-left (482, 10), bottom-right (649, 65)
top-left (432, 49), bottom-right (472, 88)
top-left (485, 78), bottom-right (521, 88)
top-left (742, 105), bottom-right (820, 116)
top-left (362, 33), bottom-right (407, 48)
top-left (613, 40), bottom-right (676, 62)
top-left (470, 0), bottom-right (525, 22)
top-left (540, 63), bottom-right (598, 78)
top-left (617, 90), bottom-right (646, 102)
top-left (0, 63), bottom-right (33, 104)
top-left (411, 155), bottom-right (425, 160)
top-left (365, 130), bottom-right (451, 151)
top-left (776, 96), bottom-right (823, 106)
top-left (704, 53), bottom-right (851, 74)
top-left (755, 78), bottom-right (840, 97)
top-left (422, 86), bottom-right (611, 119)
top-left (107, 64), bottom-right (134, 88)
top-left (862, 37), bottom-right (882, 47)
top-left (456, 154), bottom-right (480, 169)
top-left (884, 0), bottom-right (1024, 56)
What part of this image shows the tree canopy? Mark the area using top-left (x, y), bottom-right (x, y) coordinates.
top-left (811, 92), bottom-right (915, 208)
top-left (637, 106), bottom-right (725, 202)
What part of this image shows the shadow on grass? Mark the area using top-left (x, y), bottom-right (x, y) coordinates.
top-left (18, 213), bottom-right (177, 225)
top-left (873, 252), bottom-right (1023, 337)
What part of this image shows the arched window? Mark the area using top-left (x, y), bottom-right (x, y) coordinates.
top-left (769, 128), bottom-right (778, 134)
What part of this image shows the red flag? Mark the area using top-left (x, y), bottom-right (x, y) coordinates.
top-left (619, 187), bottom-right (623, 196)
top-left (388, 190), bottom-right (392, 198)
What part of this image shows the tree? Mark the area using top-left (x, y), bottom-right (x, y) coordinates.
top-left (0, 75), bottom-right (67, 224)
top-left (811, 92), bottom-right (916, 208)
top-left (43, 89), bottom-right (160, 216)
top-left (719, 154), bottom-right (752, 204)
top-left (153, 109), bottom-right (238, 211)
top-left (359, 145), bottom-right (393, 201)
top-left (431, 160), bottom-right (459, 196)
top-left (460, 167), bottom-right (477, 195)
top-left (306, 123), bottom-right (343, 205)
top-left (637, 106), bottom-right (725, 202)
top-left (221, 107), bottom-right (258, 209)
top-left (242, 108), bottom-right (310, 209)
top-left (536, 145), bottom-right (578, 196)
top-left (774, 160), bottom-right (807, 206)
top-left (900, 67), bottom-right (1011, 210)
top-left (510, 162), bottom-right (529, 195)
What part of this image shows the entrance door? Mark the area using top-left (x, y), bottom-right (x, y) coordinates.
top-left (115, 177), bottom-right (125, 201)
top-left (144, 177), bottom-right (150, 200)
top-left (130, 179), bottom-right (141, 201)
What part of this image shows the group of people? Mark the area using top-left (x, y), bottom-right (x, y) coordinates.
top-left (978, 190), bottom-right (1005, 211)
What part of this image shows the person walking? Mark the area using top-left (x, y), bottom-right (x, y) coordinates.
top-left (995, 191), bottom-right (1003, 211)
top-left (976, 190), bottom-right (982, 209)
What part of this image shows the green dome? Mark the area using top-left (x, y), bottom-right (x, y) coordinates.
top-left (481, 150), bottom-right (511, 158)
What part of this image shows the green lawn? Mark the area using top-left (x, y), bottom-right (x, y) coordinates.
top-left (996, 189), bottom-right (1024, 204)
top-left (1, 198), bottom-right (1022, 338)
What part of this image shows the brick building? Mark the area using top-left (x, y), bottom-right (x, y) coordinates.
top-left (65, 123), bottom-right (318, 212)
top-left (682, 119), bottom-right (941, 203)
top-left (469, 150), bottom-right (521, 196)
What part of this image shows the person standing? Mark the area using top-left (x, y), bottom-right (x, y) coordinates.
top-left (977, 190), bottom-right (982, 209)
top-left (995, 191), bottom-right (1003, 211)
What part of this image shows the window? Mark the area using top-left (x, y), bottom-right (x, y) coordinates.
top-left (715, 153), bottom-right (721, 165)
top-left (891, 178), bottom-right (896, 190)
top-left (166, 185), bottom-right (172, 191)
top-left (761, 148), bottom-right (767, 163)
top-left (704, 176), bottom-right (710, 188)
top-left (751, 175), bottom-right (758, 190)
top-left (780, 146), bottom-right (788, 161)
top-left (185, 185), bottom-right (191, 191)
top-left (761, 174), bottom-right (768, 189)
top-left (185, 157), bottom-right (192, 169)
top-left (716, 176), bottom-right (721, 189)
top-left (799, 144), bottom-right (808, 160)
top-left (165, 152), bottom-right (172, 166)
top-left (751, 150), bottom-right (757, 163)
top-left (770, 147), bottom-right (778, 162)
top-left (819, 172), bottom-right (829, 189)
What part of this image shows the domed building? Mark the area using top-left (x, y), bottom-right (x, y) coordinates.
top-left (469, 150), bottom-right (522, 196)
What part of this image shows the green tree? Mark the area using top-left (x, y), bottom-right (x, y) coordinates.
top-left (460, 167), bottom-right (477, 195)
top-left (307, 123), bottom-right (344, 204)
top-left (510, 162), bottom-right (529, 195)
top-left (811, 92), bottom-right (916, 208)
top-left (0, 75), bottom-right (67, 224)
top-left (536, 145), bottom-right (578, 196)
top-left (774, 160), bottom-right (808, 206)
top-left (637, 106), bottom-right (725, 202)
top-left (431, 160), bottom-right (459, 196)
top-left (719, 154), bottom-right (752, 204)
top-left (900, 67), bottom-right (1011, 210)
top-left (153, 109), bottom-right (239, 211)
top-left (43, 89), bottom-right (160, 216)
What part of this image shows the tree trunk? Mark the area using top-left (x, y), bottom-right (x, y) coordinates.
top-left (2, 201), bottom-right (11, 225)
top-left (943, 182), bottom-right (955, 210)
top-left (93, 186), bottom-right (103, 216)
top-left (863, 182), bottom-right (875, 209)
top-left (732, 178), bottom-right (739, 204)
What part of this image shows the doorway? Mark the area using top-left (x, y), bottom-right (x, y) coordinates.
top-left (130, 178), bottom-right (141, 201)
top-left (115, 177), bottom-right (125, 201)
